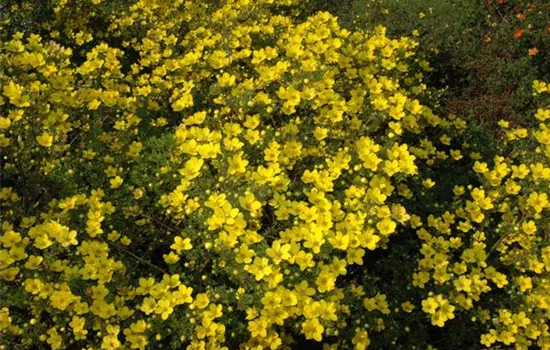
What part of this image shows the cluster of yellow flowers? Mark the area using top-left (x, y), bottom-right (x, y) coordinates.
top-left (410, 81), bottom-right (550, 349)
top-left (0, 0), bottom-right (549, 349)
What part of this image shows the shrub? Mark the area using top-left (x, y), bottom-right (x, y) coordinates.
top-left (0, 0), bottom-right (549, 349)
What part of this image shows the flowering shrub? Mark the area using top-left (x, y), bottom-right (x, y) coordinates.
top-left (0, 0), bottom-right (549, 349)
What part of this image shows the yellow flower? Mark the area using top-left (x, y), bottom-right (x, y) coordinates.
top-left (24, 255), bottom-right (43, 270)
top-left (36, 131), bottom-right (53, 147)
top-left (88, 99), bottom-right (101, 110)
top-left (184, 111), bottom-right (207, 126)
top-left (0, 117), bottom-right (11, 130)
top-left (533, 80), bottom-right (548, 94)
top-left (46, 327), bottom-right (63, 349)
top-left (526, 192), bottom-right (548, 213)
top-left (314, 127), bottom-right (328, 141)
top-left (217, 72), bottom-right (236, 87)
top-left (302, 318), bottom-right (324, 341)
top-left (194, 293), bottom-right (210, 309)
top-left (515, 276), bottom-right (532, 292)
top-left (248, 317), bottom-right (268, 338)
top-left (294, 250), bottom-right (315, 271)
top-left (423, 178), bottom-right (436, 188)
top-left (180, 157), bottom-right (204, 179)
top-left (69, 316), bottom-right (88, 340)
top-left (473, 161), bottom-right (488, 173)
top-left (101, 334), bottom-right (121, 350)
top-left (534, 108), bottom-right (549, 121)
top-left (352, 329), bottom-right (371, 350)
top-left (315, 270), bottom-right (336, 293)
top-left (209, 50), bottom-right (230, 69)
top-left (521, 221), bottom-right (537, 234)
top-left (110, 176), bottom-right (123, 189)
top-left (376, 218), bottom-right (396, 236)
top-left (3, 81), bottom-right (30, 107)
top-left (171, 94), bottom-right (193, 112)
top-left (140, 297), bottom-right (156, 315)
top-left (50, 290), bottom-right (75, 311)
top-left (171, 236), bottom-right (192, 252)
top-left (175, 285), bottom-right (193, 304)
top-left (401, 301), bottom-right (415, 313)
top-left (421, 297), bottom-right (439, 314)
top-left (120, 236), bottom-right (131, 246)
top-left (163, 251), bottom-right (180, 264)
top-left (266, 240), bottom-right (291, 265)
top-left (239, 192), bottom-right (261, 213)
top-left (24, 278), bottom-right (44, 294)
top-left (154, 298), bottom-right (173, 320)
top-left (1, 230), bottom-right (21, 248)
top-left (347, 248), bottom-right (365, 265)
top-left (227, 153), bottom-right (248, 175)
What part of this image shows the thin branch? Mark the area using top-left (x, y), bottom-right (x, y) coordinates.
top-left (487, 213), bottom-right (525, 259)
top-left (141, 213), bottom-right (179, 233)
top-left (106, 240), bottom-right (169, 275)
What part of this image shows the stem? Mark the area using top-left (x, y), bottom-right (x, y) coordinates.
top-left (487, 213), bottom-right (525, 259)
top-left (106, 240), bottom-right (169, 275)
top-left (141, 213), bottom-right (179, 233)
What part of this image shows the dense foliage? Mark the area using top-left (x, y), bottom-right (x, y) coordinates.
top-left (0, 0), bottom-right (549, 349)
